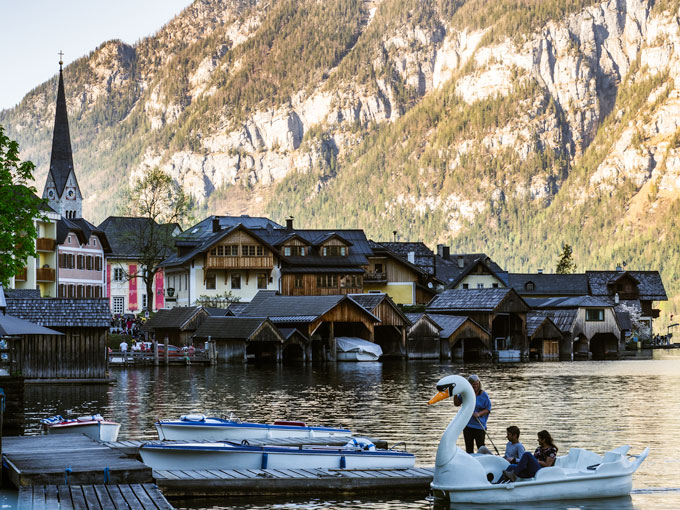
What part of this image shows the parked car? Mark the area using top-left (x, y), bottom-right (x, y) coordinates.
top-left (138, 342), bottom-right (183, 357)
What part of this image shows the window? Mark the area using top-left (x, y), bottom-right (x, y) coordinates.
top-left (59, 284), bottom-right (66, 297)
top-left (95, 257), bottom-right (102, 271)
top-left (85, 286), bottom-right (92, 298)
top-left (86, 256), bottom-right (93, 270)
top-left (462, 283), bottom-right (469, 289)
top-left (316, 274), bottom-right (338, 288)
top-left (322, 246), bottom-right (347, 257)
top-left (231, 273), bottom-right (241, 289)
top-left (67, 235), bottom-right (72, 244)
top-left (294, 275), bottom-right (303, 288)
top-left (284, 247), bottom-right (291, 256)
top-left (206, 273), bottom-right (216, 290)
top-left (77, 255), bottom-right (84, 270)
top-left (374, 263), bottom-right (384, 273)
top-left (95, 286), bottom-right (102, 298)
top-left (525, 282), bottom-right (535, 291)
top-left (257, 273), bottom-right (267, 289)
top-left (586, 309), bottom-right (605, 322)
top-left (477, 283), bottom-right (484, 289)
top-left (492, 283), bottom-right (499, 288)
top-left (77, 285), bottom-right (84, 298)
top-left (242, 245), bottom-right (256, 256)
top-left (68, 285), bottom-right (75, 298)
top-left (112, 296), bottom-right (124, 314)
top-left (113, 268), bottom-right (125, 281)
top-left (284, 246), bottom-right (305, 257)
top-left (142, 294), bottom-right (148, 310)
top-left (93, 238), bottom-right (97, 247)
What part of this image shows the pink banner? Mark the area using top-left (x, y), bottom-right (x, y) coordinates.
top-left (155, 269), bottom-right (164, 310)
top-left (106, 263), bottom-right (111, 299)
top-left (128, 264), bottom-right (138, 311)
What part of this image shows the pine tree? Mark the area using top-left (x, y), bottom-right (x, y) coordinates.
top-left (556, 244), bottom-right (576, 274)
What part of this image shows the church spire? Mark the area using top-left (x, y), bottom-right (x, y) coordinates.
top-left (43, 56), bottom-right (83, 219)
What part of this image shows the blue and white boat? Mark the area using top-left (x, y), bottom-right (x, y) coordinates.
top-left (155, 414), bottom-right (353, 442)
top-left (140, 437), bottom-right (415, 471)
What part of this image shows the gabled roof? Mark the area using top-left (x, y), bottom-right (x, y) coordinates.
top-left (405, 312), bottom-right (443, 331)
top-left (277, 327), bottom-right (308, 340)
top-left (527, 309), bottom-right (578, 333)
top-left (349, 293), bottom-right (411, 326)
top-left (0, 313), bottom-right (64, 336)
top-left (143, 306), bottom-right (206, 331)
top-left (57, 217), bottom-right (112, 252)
top-left (508, 273), bottom-right (589, 296)
top-left (368, 241), bottom-right (432, 279)
top-left (48, 68), bottom-right (76, 197)
top-left (377, 242), bottom-right (435, 274)
top-left (525, 296), bottom-right (614, 309)
top-left (586, 271), bottom-right (667, 301)
top-left (311, 232), bottom-right (353, 246)
top-left (445, 256), bottom-right (508, 289)
top-left (193, 317), bottom-right (274, 340)
top-left (5, 298), bottom-right (111, 328)
top-left (428, 314), bottom-right (489, 339)
top-left (427, 288), bottom-right (529, 313)
top-left (176, 215), bottom-right (284, 245)
top-left (98, 216), bottom-right (179, 259)
top-left (225, 302), bottom-right (248, 316)
top-left (240, 291), bottom-right (380, 324)
top-left (526, 312), bottom-right (561, 338)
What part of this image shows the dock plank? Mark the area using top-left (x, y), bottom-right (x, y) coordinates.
top-left (93, 485), bottom-right (115, 509)
top-left (45, 486), bottom-right (59, 508)
top-left (142, 484), bottom-right (174, 510)
top-left (130, 484), bottom-right (156, 510)
top-left (119, 484), bottom-right (144, 510)
top-left (82, 485), bottom-right (103, 510)
top-left (57, 486), bottom-right (75, 510)
top-left (104, 485), bottom-right (132, 510)
top-left (69, 486), bottom-right (87, 510)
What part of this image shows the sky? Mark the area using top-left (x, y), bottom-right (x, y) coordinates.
top-left (0, 0), bottom-right (194, 111)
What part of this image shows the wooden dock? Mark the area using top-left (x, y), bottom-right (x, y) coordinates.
top-left (17, 484), bottom-right (173, 510)
top-left (154, 466), bottom-right (434, 497)
top-left (3, 435), bottom-right (152, 487)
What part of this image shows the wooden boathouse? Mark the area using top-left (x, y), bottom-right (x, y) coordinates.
top-left (349, 293), bottom-right (411, 358)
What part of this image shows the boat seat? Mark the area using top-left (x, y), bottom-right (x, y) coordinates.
top-left (554, 448), bottom-right (602, 470)
top-left (534, 466), bottom-right (567, 481)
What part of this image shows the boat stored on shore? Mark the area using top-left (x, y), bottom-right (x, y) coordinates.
top-left (155, 414), bottom-right (353, 441)
top-left (140, 437), bottom-right (415, 471)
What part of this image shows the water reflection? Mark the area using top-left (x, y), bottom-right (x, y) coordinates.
top-left (18, 358), bottom-right (680, 509)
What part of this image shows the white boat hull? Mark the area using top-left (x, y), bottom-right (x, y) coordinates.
top-left (155, 417), bottom-right (352, 442)
top-left (140, 442), bottom-right (415, 471)
top-left (337, 352), bottom-right (380, 362)
top-left (43, 421), bottom-right (120, 442)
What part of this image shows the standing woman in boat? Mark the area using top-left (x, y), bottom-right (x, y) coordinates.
top-left (453, 374), bottom-right (491, 453)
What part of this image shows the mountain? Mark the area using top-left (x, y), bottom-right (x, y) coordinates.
top-left (1, 0), bottom-right (679, 324)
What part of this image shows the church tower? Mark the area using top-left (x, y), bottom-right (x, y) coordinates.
top-left (42, 56), bottom-right (83, 219)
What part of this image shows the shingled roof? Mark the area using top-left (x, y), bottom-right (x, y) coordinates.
top-left (349, 293), bottom-right (412, 326)
top-left (435, 254), bottom-right (507, 287)
top-left (526, 312), bottom-right (561, 337)
top-left (586, 271), bottom-right (667, 301)
top-left (525, 296), bottom-right (614, 309)
top-left (57, 217), bottom-right (112, 253)
top-left (527, 309), bottom-right (578, 333)
top-left (98, 216), bottom-right (179, 259)
top-left (143, 306), bottom-right (207, 331)
top-left (193, 317), bottom-right (273, 340)
top-left (507, 273), bottom-right (589, 296)
top-left (4, 289), bottom-right (42, 299)
top-left (240, 291), bottom-right (379, 323)
top-left (377, 242), bottom-right (435, 274)
top-left (427, 288), bottom-right (529, 313)
top-left (428, 314), bottom-right (488, 339)
top-left (4, 298), bottom-right (111, 328)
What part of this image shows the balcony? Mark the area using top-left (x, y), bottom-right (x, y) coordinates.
top-left (364, 270), bottom-right (387, 283)
top-left (205, 255), bottom-right (274, 270)
top-left (15, 267), bottom-right (27, 282)
top-left (36, 237), bottom-right (56, 251)
top-left (36, 267), bottom-right (56, 282)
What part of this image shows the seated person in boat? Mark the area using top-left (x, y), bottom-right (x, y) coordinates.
top-left (504, 425), bottom-right (525, 464)
top-left (453, 374), bottom-right (491, 453)
top-left (499, 430), bottom-right (557, 482)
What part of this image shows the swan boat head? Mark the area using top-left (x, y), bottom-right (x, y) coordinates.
top-left (429, 375), bottom-right (507, 488)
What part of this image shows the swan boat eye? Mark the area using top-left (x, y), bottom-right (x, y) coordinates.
top-left (436, 383), bottom-right (454, 393)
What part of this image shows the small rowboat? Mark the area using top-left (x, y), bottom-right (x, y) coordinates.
top-left (40, 414), bottom-right (120, 442)
top-left (140, 437), bottom-right (415, 471)
top-left (155, 414), bottom-right (352, 441)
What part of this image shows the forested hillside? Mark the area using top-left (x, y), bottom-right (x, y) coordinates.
top-left (1, 0), bottom-right (679, 323)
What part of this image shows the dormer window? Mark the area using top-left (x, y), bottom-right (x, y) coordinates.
top-left (284, 246), bottom-right (306, 256)
top-left (525, 282), bottom-right (535, 291)
top-left (322, 246), bottom-right (347, 257)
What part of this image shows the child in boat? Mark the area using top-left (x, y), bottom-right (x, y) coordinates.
top-left (504, 425), bottom-right (525, 464)
top-left (498, 430), bottom-right (557, 482)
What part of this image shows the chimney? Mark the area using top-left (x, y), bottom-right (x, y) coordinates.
top-left (443, 246), bottom-right (450, 260)
top-left (393, 230), bottom-right (398, 242)
top-left (212, 218), bottom-right (221, 233)
top-left (457, 255), bottom-right (465, 269)
top-left (437, 244), bottom-right (444, 257)
top-left (286, 216), bottom-right (294, 231)
top-left (616, 264), bottom-right (622, 271)
top-left (408, 251), bottom-right (415, 264)
top-left (538, 269), bottom-right (543, 274)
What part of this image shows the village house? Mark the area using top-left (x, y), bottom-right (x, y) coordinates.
top-left (99, 216), bottom-right (180, 314)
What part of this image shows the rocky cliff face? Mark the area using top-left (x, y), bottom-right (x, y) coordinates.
top-left (1, 0), bottom-right (679, 317)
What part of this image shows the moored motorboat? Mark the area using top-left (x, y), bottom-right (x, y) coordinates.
top-left (140, 437), bottom-right (415, 471)
top-left (155, 414), bottom-right (353, 441)
top-left (335, 337), bottom-right (382, 361)
top-left (428, 375), bottom-right (648, 504)
top-left (40, 414), bottom-right (121, 442)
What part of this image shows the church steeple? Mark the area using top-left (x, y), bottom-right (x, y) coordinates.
top-left (43, 54), bottom-right (83, 219)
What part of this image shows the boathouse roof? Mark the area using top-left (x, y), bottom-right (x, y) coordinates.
top-left (427, 314), bottom-right (489, 339)
top-left (144, 306), bottom-right (208, 331)
top-left (526, 312), bottom-right (562, 338)
top-left (4, 298), bottom-right (110, 328)
top-left (193, 317), bottom-right (278, 340)
top-left (427, 288), bottom-right (529, 313)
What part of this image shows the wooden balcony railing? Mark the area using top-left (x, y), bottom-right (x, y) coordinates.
top-left (15, 267), bottom-right (27, 281)
top-left (36, 237), bottom-right (56, 251)
top-left (36, 267), bottom-right (56, 282)
top-left (364, 270), bottom-right (387, 282)
top-left (205, 255), bottom-right (274, 270)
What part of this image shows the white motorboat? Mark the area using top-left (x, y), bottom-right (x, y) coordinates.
top-left (140, 437), bottom-right (415, 471)
top-left (155, 414), bottom-right (353, 441)
top-left (40, 414), bottom-right (121, 442)
top-left (335, 337), bottom-right (382, 361)
top-left (427, 375), bottom-right (648, 504)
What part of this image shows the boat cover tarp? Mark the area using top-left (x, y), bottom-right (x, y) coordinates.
top-left (335, 337), bottom-right (383, 357)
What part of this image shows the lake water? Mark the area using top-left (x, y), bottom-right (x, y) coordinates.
top-left (15, 351), bottom-right (680, 509)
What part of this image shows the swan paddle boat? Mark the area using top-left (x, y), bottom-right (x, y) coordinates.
top-left (155, 414), bottom-right (353, 441)
top-left (40, 414), bottom-right (121, 442)
top-left (140, 437), bottom-right (415, 471)
top-left (428, 375), bottom-right (649, 504)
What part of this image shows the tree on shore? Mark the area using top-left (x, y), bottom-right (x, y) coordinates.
top-left (119, 168), bottom-right (189, 312)
top-left (556, 244), bottom-right (576, 274)
top-left (0, 125), bottom-right (43, 286)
